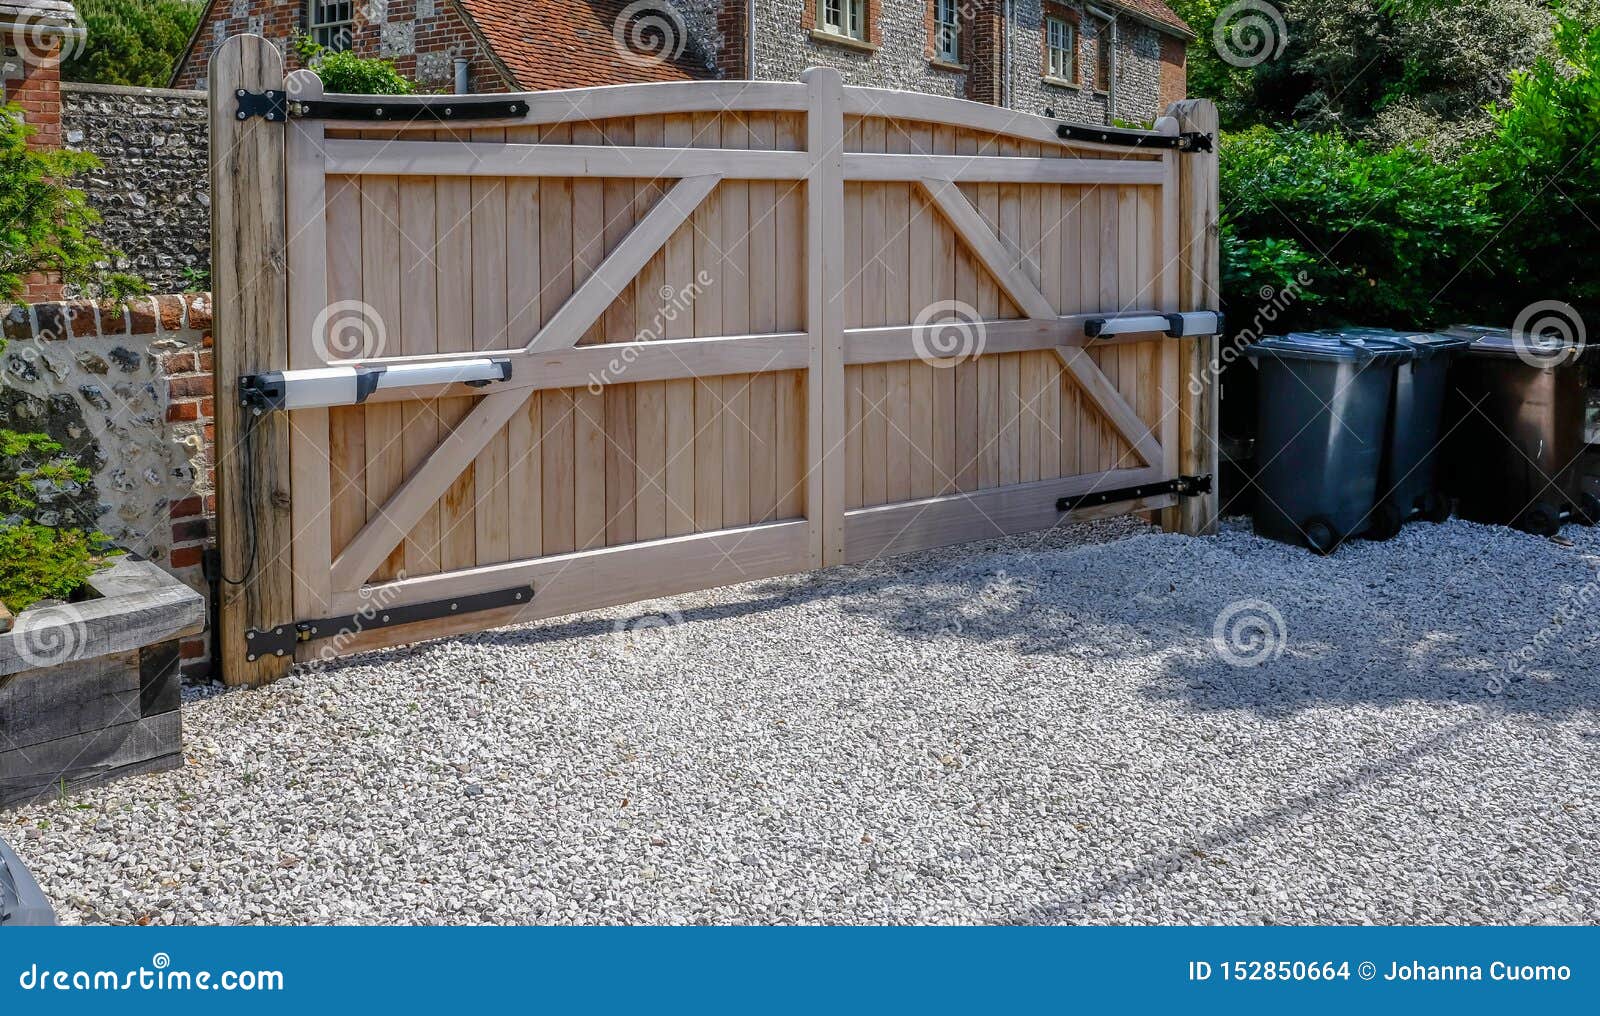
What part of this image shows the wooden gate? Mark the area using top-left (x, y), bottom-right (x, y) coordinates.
top-left (209, 35), bottom-right (1220, 685)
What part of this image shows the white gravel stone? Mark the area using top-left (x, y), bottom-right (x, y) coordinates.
top-left (6, 516), bottom-right (1598, 924)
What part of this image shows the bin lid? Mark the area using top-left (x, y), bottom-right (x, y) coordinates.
top-left (1245, 332), bottom-right (1415, 365)
top-left (1442, 324), bottom-right (1593, 364)
top-left (1332, 326), bottom-right (1472, 359)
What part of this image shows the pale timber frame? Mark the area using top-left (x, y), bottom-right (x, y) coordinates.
top-left (208, 34), bottom-right (1221, 685)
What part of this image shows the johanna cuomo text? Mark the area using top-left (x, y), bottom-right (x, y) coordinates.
top-left (1384, 960), bottom-right (1571, 982)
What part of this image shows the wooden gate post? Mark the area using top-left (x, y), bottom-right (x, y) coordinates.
top-left (803, 67), bottom-right (846, 566)
top-left (1168, 98), bottom-right (1221, 536)
top-left (210, 35), bottom-right (295, 686)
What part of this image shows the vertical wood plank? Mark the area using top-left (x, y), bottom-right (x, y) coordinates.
top-left (1170, 99), bottom-right (1222, 535)
top-left (662, 114), bottom-right (696, 536)
top-left (632, 114), bottom-right (668, 541)
top-left (434, 153), bottom-right (478, 573)
top-left (284, 70), bottom-right (332, 621)
top-left (360, 171), bottom-right (406, 582)
top-left (505, 122), bottom-right (542, 560)
top-left (806, 68), bottom-right (846, 561)
top-left (470, 128), bottom-right (510, 565)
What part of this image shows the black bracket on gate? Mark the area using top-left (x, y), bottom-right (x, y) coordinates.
top-left (243, 583), bottom-right (535, 662)
top-left (1055, 123), bottom-right (1213, 153)
top-left (236, 89), bottom-right (527, 124)
top-left (1057, 474), bottom-right (1212, 513)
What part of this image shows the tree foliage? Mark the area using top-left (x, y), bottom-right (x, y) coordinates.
top-left (61, 0), bottom-right (203, 88)
top-left (0, 107), bottom-right (141, 301)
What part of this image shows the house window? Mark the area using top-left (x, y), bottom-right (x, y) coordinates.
top-left (823, 0), bottom-right (866, 40)
top-left (934, 0), bottom-right (960, 62)
top-left (1045, 16), bottom-right (1073, 81)
top-left (308, 0), bottom-right (355, 52)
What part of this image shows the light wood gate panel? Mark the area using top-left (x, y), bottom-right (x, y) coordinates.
top-left (209, 35), bottom-right (1219, 685)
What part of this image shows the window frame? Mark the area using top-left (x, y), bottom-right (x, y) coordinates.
top-left (934, 0), bottom-right (961, 63)
top-left (822, 0), bottom-right (867, 41)
top-left (1044, 15), bottom-right (1074, 82)
top-left (307, 0), bottom-right (356, 53)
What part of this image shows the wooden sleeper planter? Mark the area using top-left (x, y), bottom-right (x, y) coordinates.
top-left (0, 557), bottom-right (204, 809)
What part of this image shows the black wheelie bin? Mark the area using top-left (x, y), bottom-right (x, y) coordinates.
top-left (1244, 332), bottom-right (1415, 553)
top-left (1336, 327), bottom-right (1472, 529)
top-left (1440, 325), bottom-right (1600, 536)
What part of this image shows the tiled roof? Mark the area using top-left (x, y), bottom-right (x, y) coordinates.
top-left (1105, 0), bottom-right (1195, 39)
top-left (455, 0), bottom-right (714, 91)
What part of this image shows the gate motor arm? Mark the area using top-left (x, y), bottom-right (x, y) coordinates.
top-left (238, 358), bottom-right (512, 413)
top-left (1083, 311), bottom-right (1224, 340)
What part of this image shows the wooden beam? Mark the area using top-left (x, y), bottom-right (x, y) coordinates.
top-left (329, 173), bottom-right (722, 590)
top-left (806, 67), bottom-right (847, 567)
top-left (846, 153), bottom-right (1165, 185)
top-left (322, 520), bottom-right (811, 635)
top-left (284, 68), bottom-right (333, 622)
top-left (917, 178), bottom-right (1056, 320)
top-left (324, 139), bottom-right (809, 181)
top-left (844, 315), bottom-right (1173, 365)
top-left (525, 173), bottom-right (719, 354)
top-left (1055, 347), bottom-right (1163, 469)
top-left (210, 35), bottom-right (294, 687)
top-left (1169, 99), bottom-right (1221, 536)
top-left (842, 466), bottom-right (1166, 563)
top-left (309, 80), bottom-right (807, 130)
top-left (355, 333), bottom-right (811, 402)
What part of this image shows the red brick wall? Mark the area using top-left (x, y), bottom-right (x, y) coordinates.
top-left (964, 0), bottom-right (1003, 104)
top-left (171, 0), bottom-right (504, 93)
top-left (1157, 31), bottom-right (1186, 111)
top-left (8, 31), bottom-right (65, 299)
top-left (717, 0), bottom-right (747, 78)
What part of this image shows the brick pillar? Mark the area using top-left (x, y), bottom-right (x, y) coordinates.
top-left (963, 0), bottom-right (1004, 106)
top-left (717, 0), bottom-right (749, 78)
top-left (8, 29), bottom-right (66, 300)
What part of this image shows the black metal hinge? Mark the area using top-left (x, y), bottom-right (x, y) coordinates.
top-left (236, 90), bottom-right (527, 124)
top-left (1057, 474), bottom-right (1213, 513)
top-left (235, 88), bottom-right (288, 122)
top-left (1055, 123), bottom-right (1214, 154)
top-left (244, 583), bottom-right (535, 662)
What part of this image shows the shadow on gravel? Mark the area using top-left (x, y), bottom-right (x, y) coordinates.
top-left (999, 718), bottom-right (1480, 925)
top-left (827, 523), bottom-right (1600, 719)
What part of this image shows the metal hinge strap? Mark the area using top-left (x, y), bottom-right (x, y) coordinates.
top-left (1056, 474), bottom-right (1213, 513)
top-left (244, 583), bottom-right (535, 662)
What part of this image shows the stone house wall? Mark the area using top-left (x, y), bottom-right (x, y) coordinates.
top-left (60, 83), bottom-right (211, 294)
top-left (1, 294), bottom-right (217, 678)
top-left (170, 0), bottom-right (501, 93)
top-left (676, 0), bottom-right (1184, 122)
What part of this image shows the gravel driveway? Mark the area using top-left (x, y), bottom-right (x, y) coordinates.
top-left (8, 516), bottom-right (1598, 924)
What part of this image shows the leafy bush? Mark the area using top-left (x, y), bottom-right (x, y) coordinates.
top-left (293, 36), bottom-right (417, 95)
top-left (1483, 14), bottom-right (1600, 319)
top-left (0, 523), bottom-right (102, 609)
top-left (0, 349), bottom-right (109, 611)
top-left (1220, 126), bottom-right (1496, 330)
top-left (0, 106), bottom-right (142, 301)
top-left (61, 0), bottom-right (203, 87)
